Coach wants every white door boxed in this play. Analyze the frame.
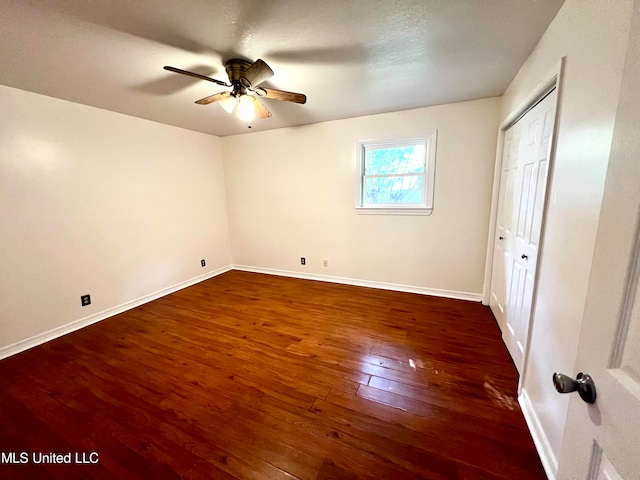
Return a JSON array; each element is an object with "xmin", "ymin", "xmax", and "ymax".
[
  {"xmin": 489, "ymin": 119, "xmax": 520, "ymax": 329},
  {"xmin": 556, "ymin": 5, "xmax": 640, "ymax": 478},
  {"xmin": 490, "ymin": 88, "xmax": 557, "ymax": 372}
]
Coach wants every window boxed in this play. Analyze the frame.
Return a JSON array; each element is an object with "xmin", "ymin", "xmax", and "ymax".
[{"xmin": 356, "ymin": 133, "xmax": 436, "ymax": 215}]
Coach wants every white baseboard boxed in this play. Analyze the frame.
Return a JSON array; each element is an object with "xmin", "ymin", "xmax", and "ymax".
[
  {"xmin": 0, "ymin": 265, "xmax": 481, "ymax": 360},
  {"xmin": 519, "ymin": 388, "xmax": 558, "ymax": 479},
  {"xmin": 0, "ymin": 265, "xmax": 233, "ymax": 360},
  {"xmin": 232, "ymin": 265, "xmax": 483, "ymax": 302}
]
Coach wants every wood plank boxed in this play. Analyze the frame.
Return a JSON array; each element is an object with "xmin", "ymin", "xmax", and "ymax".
[
  {"xmin": 182, "ymin": 460, "xmax": 238, "ymax": 480},
  {"xmin": 0, "ymin": 270, "xmax": 545, "ymax": 479},
  {"xmin": 367, "ymin": 375, "xmax": 522, "ymax": 423},
  {"xmin": 315, "ymin": 461, "xmax": 354, "ymax": 480},
  {"xmin": 320, "ymin": 391, "xmax": 542, "ymax": 479}
]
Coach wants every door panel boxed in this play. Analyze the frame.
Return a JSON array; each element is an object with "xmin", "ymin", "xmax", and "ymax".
[
  {"xmin": 621, "ymin": 296, "xmax": 640, "ymax": 374},
  {"xmin": 492, "ymin": 88, "xmax": 557, "ymax": 372},
  {"xmin": 491, "ymin": 244, "xmax": 507, "ymax": 318},
  {"xmin": 506, "ymin": 259, "xmax": 524, "ymax": 338},
  {"xmin": 490, "ymin": 126, "xmax": 521, "ymax": 329},
  {"xmin": 531, "ymin": 158, "xmax": 548, "ymax": 247},
  {"xmin": 516, "ymin": 162, "xmax": 533, "ymax": 240},
  {"xmin": 558, "ymin": 5, "xmax": 640, "ymax": 476}
]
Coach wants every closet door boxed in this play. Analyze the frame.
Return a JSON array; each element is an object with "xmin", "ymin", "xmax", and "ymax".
[
  {"xmin": 490, "ymin": 88, "xmax": 557, "ymax": 372},
  {"xmin": 489, "ymin": 121, "xmax": 521, "ymax": 330}
]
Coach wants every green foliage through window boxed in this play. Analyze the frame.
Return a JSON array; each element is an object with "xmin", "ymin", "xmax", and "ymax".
[
  {"xmin": 362, "ymin": 143, "xmax": 427, "ymax": 206},
  {"xmin": 365, "ymin": 145, "xmax": 426, "ymax": 175},
  {"xmin": 357, "ymin": 135, "xmax": 436, "ymax": 213}
]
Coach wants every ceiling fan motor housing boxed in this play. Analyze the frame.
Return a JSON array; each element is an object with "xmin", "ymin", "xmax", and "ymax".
[{"xmin": 225, "ymin": 59, "xmax": 252, "ymax": 90}]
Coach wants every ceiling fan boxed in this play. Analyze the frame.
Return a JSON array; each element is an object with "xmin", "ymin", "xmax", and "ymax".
[{"xmin": 164, "ymin": 58, "xmax": 306, "ymax": 121}]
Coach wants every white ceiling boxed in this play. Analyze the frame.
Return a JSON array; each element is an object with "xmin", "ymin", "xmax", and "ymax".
[{"xmin": 0, "ymin": 0, "xmax": 564, "ymax": 137}]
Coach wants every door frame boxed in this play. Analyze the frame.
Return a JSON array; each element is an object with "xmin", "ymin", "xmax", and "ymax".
[{"xmin": 483, "ymin": 58, "xmax": 565, "ymax": 387}]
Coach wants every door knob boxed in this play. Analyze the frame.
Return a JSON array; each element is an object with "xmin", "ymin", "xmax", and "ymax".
[
  {"xmin": 553, "ymin": 372, "xmax": 596, "ymax": 404},
  {"xmin": 521, "ymin": 254, "xmax": 528, "ymax": 260},
  {"xmin": 499, "ymin": 236, "xmax": 504, "ymax": 240}
]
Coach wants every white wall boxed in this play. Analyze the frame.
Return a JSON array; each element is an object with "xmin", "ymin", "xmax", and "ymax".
[
  {"xmin": 500, "ymin": 0, "xmax": 634, "ymax": 474},
  {"xmin": 223, "ymin": 98, "xmax": 501, "ymax": 296},
  {"xmin": 0, "ymin": 85, "xmax": 232, "ymax": 352}
]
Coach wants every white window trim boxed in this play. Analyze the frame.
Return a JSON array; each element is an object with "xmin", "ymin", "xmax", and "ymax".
[{"xmin": 355, "ymin": 132, "xmax": 437, "ymax": 216}]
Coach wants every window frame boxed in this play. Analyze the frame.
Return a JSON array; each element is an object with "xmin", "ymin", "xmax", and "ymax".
[{"xmin": 355, "ymin": 132, "xmax": 437, "ymax": 215}]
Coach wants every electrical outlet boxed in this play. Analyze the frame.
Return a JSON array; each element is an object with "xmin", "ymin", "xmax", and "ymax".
[
  {"xmin": 81, "ymin": 294, "xmax": 91, "ymax": 306},
  {"xmin": 323, "ymin": 260, "xmax": 328, "ymax": 267},
  {"xmin": 300, "ymin": 257, "xmax": 306, "ymax": 265},
  {"xmin": 201, "ymin": 259, "xmax": 206, "ymax": 267}
]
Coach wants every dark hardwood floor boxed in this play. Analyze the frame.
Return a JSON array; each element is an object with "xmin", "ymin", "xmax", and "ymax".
[{"xmin": 0, "ymin": 271, "xmax": 546, "ymax": 479}]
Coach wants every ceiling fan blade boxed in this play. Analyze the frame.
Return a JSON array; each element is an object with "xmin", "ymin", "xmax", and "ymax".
[
  {"xmin": 164, "ymin": 66, "xmax": 230, "ymax": 87},
  {"xmin": 250, "ymin": 96, "xmax": 272, "ymax": 119},
  {"xmin": 262, "ymin": 88, "xmax": 306, "ymax": 104},
  {"xmin": 240, "ymin": 59, "xmax": 274, "ymax": 87},
  {"xmin": 195, "ymin": 92, "xmax": 229, "ymax": 105}
]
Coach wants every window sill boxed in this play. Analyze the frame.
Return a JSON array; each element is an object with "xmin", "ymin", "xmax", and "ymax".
[{"xmin": 355, "ymin": 207, "xmax": 433, "ymax": 216}]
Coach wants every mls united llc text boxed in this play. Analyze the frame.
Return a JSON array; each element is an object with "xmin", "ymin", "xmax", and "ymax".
[{"xmin": 1, "ymin": 451, "xmax": 99, "ymax": 464}]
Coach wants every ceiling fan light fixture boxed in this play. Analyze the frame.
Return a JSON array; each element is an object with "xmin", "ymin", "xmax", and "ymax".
[
  {"xmin": 236, "ymin": 94, "xmax": 256, "ymax": 121},
  {"xmin": 164, "ymin": 59, "xmax": 306, "ymax": 122},
  {"xmin": 219, "ymin": 94, "xmax": 237, "ymax": 113}
]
